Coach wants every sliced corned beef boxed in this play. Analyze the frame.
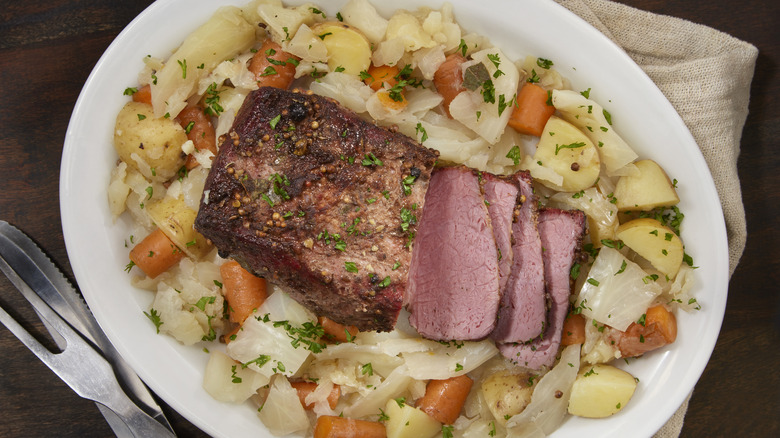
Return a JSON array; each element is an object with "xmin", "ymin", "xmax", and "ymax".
[
  {"xmin": 499, "ymin": 208, "xmax": 586, "ymax": 369},
  {"xmin": 406, "ymin": 166, "xmax": 500, "ymax": 341},
  {"xmin": 482, "ymin": 173, "xmax": 518, "ymax": 292},
  {"xmin": 491, "ymin": 171, "xmax": 547, "ymax": 344}
]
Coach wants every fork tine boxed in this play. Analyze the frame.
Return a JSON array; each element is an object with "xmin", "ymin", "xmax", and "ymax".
[{"xmin": 0, "ymin": 304, "xmax": 57, "ymax": 366}]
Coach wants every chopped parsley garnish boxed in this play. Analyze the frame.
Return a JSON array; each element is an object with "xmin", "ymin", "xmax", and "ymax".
[
  {"xmin": 144, "ymin": 308, "xmax": 163, "ymax": 333},
  {"xmin": 344, "ymin": 261, "xmax": 358, "ymax": 273},
  {"xmin": 260, "ymin": 66, "xmax": 277, "ymax": 77},
  {"xmin": 527, "ymin": 69, "xmax": 540, "ymax": 83},
  {"xmin": 400, "ymin": 207, "xmax": 416, "ymax": 232},
  {"xmin": 361, "ymin": 153, "xmax": 383, "ymax": 167},
  {"xmin": 137, "ymin": 114, "xmax": 146, "ymax": 121},
  {"xmin": 269, "ymin": 173, "xmax": 291, "ymax": 201},
  {"xmin": 402, "ymin": 174, "xmax": 417, "ymax": 196},
  {"xmin": 536, "ymin": 57, "xmax": 554, "ymax": 69},
  {"xmin": 457, "ymin": 39, "xmax": 468, "ymax": 57},
  {"xmin": 194, "ymin": 296, "xmax": 216, "ymax": 311},
  {"xmin": 506, "ymin": 145, "xmax": 521, "ymax": 165},
  {"xmin": 177, "ymin": 59, "xmax": 187, "ymax": 79},
  {"xmin": 415, "ymin": 122, "xmax": 428, "ymax": 143},
  {"xmin": 361, "ymin": 363, "xmax": 373, "ymax": 376},
  {"xmin": 600, "ymin": 239, "xmax": 625, "ymax": 249},
  {"xmin": 230, "ymin": 365, "xmax": 242, "ymax": 383},
  {"xmin": 554, "ymin": 141, "xmax": 586, "ymax": 155},
  {"xmin": 123, "ymin": 87, "xmax": 138, "ymax": 96},
  {"xmin": 203, "ymin": 82, "xmax": 223, "ymax": 116},
  {"xmin": 570, "ymin": 262, "xmax": 581, "ymax": 280},
  {"xmin": 269, "ymin": 114, "xmax": 282, "ymax": 129},
  {"xmin": 580, "ymin": 88, "xmax": 591, "ymax": 98},
  {"xmin": 603, "ymin": 109, "xmax": 613, "ymax": 125},
  {"xmin": 270, "ymin": 318, "xmax": 327, "ymax": 353}
]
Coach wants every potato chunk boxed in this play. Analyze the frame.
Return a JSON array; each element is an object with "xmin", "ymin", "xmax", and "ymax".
[
  {"xmin": 311, "ymin": 22, "xmax": 371, "ymax": 75},
  {"xmin": 147, "ymin": 196, "xmax": 211, "ymax": 259},
  {"xmin": 616, "ymin": 218, "xmax": 684, "ymax": 278},
  {"xmin": 480, "ymin": 370, "xmax": 534, "ymax": 425},
  {"xmin": 384, "ymin": 399, "xmax": 441, "ymax": 438},
  {"xmin": 114, "ymin": 101, "xmax": 187, "ymax": 182},
  {"xmin": 533, "ymin": 116, "xmax": 600, "ymax": 192},
  {"xmin": 614, "ymin": 159, "xmax": 679, "ymax": 211},
  {"xmin": 568, "ymin": 364, "xmax": 637, "ymax": 418}
]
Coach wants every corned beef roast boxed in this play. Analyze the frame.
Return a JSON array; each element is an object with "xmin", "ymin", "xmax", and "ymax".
[
  {"xmin": 406, "ymin": 166, "xmax": 501, "ymax": 341},
  {"xmin": 482, "ymin": 173, "xmax": 519, "ymax": 293},
  {"xmin": 195, "ymin": 87, "xmax": 438, "ymax": 331},
  {"xmin": 499, "ymin": 208, "xmax": 586, "ymax": 369},
  {"xmin": 490, "ymin": 172, "xmax": 547, "ymax": 344}
]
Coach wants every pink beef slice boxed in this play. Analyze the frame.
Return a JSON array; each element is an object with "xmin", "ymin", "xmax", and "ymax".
[
  {"xmin": 195, "ymin": 87, "xmax": 438, "ymax": 332},
  {"xmin": 491, "ymin": 171, "xmax": 547, "ymax": 344},
  {"xmin": 406, "ymin": 166, "xmax": 501, "ymax": 341},
  {"xmin": 498, "ymin": 208, "xmax": 586, "ymax": 369},
  {"xmin": 482, "ymin": 173, "xmax": 519, "ymax": 292}
]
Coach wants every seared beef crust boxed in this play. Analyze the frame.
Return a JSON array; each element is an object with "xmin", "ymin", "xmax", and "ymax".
[{"xmin": 195, "ymin": 87, "xmax": 438, "ymax": 331}]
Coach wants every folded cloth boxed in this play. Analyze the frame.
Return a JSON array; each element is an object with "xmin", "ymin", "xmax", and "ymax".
[{"xmin": 553, "ymin": 0, "xmax": 758, "ymax": 436}]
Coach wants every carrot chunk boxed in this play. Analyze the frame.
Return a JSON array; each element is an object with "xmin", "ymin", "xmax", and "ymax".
[
  {"xmin": 416, "ymin": 374, "xmax": 473, "ymax": 424},
  {"xmin": 645, "ymin": 304, "xmax": 677, "ymax": 344},
  {"xmin": 433, "ymin": 53, "xmax": 467, "ymax": 117},
  {"xmin": 177, "ymin": 104, "xmax": 217, "ymax": 170},
  {"xmin": 291, "ymin": 381, "xmax": 340, "ymax": 410},
  {"xmin": 507, "ymin": 83, "xmax": 556, "ymax": 137},
  {"xmin": 319, "ymin": 316, "xmax": 359, "ymax": 344},
  {"xmin": 249, "ymin": 40, "xmax": 299, "ymax": 89},
  {"xmin": 313, "ymin": 415, "xmax": 386, "ymax": 438},
  {"xmin": 363, "ymin": 64, "xmax": 400, "ymax": 91},
  {"xmin": 561, "ymin": 312, "xmax": 586, "ymax": 346},
  {"xmin": 612, "ymin": 305, "xmax": 677, "ymax": 357},
  {"xmin": 132, "ymin": 84, "xmax": 152, "ymax": 105},
  {"xmin": 219, "ymin": 260, "xmax": 267, "ymax": 324},
  {"xmin": 128, "ymin": 228, "xmax": 184, "ymax": 279}
]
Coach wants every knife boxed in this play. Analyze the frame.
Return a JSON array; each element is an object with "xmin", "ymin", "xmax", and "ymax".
[{"xmin": 0, "ymin": 220, "xmax": 176, "ymax": 437}]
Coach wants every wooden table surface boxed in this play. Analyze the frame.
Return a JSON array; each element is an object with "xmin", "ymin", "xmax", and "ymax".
[{"xmin": 1, "ymin": 1, "xmax": 777, "ymax": 437}]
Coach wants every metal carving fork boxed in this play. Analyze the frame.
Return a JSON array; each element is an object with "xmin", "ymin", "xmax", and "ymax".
[{"xmin": 0, "ymin": 256, "xmax": 175, "ymax": 437}]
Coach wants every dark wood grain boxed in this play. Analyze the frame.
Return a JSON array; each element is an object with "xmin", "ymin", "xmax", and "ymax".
[{"xmin": 0, "ymin": 1, "xmax": 777, "ymax": 437}]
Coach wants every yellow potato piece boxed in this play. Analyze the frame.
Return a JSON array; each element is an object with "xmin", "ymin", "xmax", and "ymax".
[
  {"xmin": 384, "ymin": 399, "xmax": 441, "ymax": 438},
  {"xmin": 614, "ymin": 159, "xmax": 679, "ymax": 211},
  {"xmin": 568, "ymin": 364, "xmax": 637, "ymax": 418},
  {"xmin": 616, "ymin": 218, "xmax": 684, "ymax": 278},
  {"xmin": 480, "ymin": 370, "xmax": 534, "ymax": 425},
  {"xmin": 147, "ymin": 196, "xmax": 211, "ymax": 259},
  {"xmin": 534, "ymin": 116, "xmax": 600, "ymax": 192},
  {"xmin": 114, "ymin": 101, "xmax": 187, "ymax": 182},
  {"xmin": 311, "ymin": 22, "xmax": 371, "ymax": 76}
]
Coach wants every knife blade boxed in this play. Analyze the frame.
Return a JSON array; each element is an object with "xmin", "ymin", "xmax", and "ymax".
[{"xmin": 0, "ymin": 220, "xmax": 176, "ymax": 436}]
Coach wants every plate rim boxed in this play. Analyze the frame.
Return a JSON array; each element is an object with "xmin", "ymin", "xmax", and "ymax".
[{"xmin": 59, "ymin": 0, "xmax": 730, "ymax": 436}]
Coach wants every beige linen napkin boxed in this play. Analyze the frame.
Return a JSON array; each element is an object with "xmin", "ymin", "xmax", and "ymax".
[{"xmin": 553, "ymin": 0, "xmax": 758, "ymax": 436}]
